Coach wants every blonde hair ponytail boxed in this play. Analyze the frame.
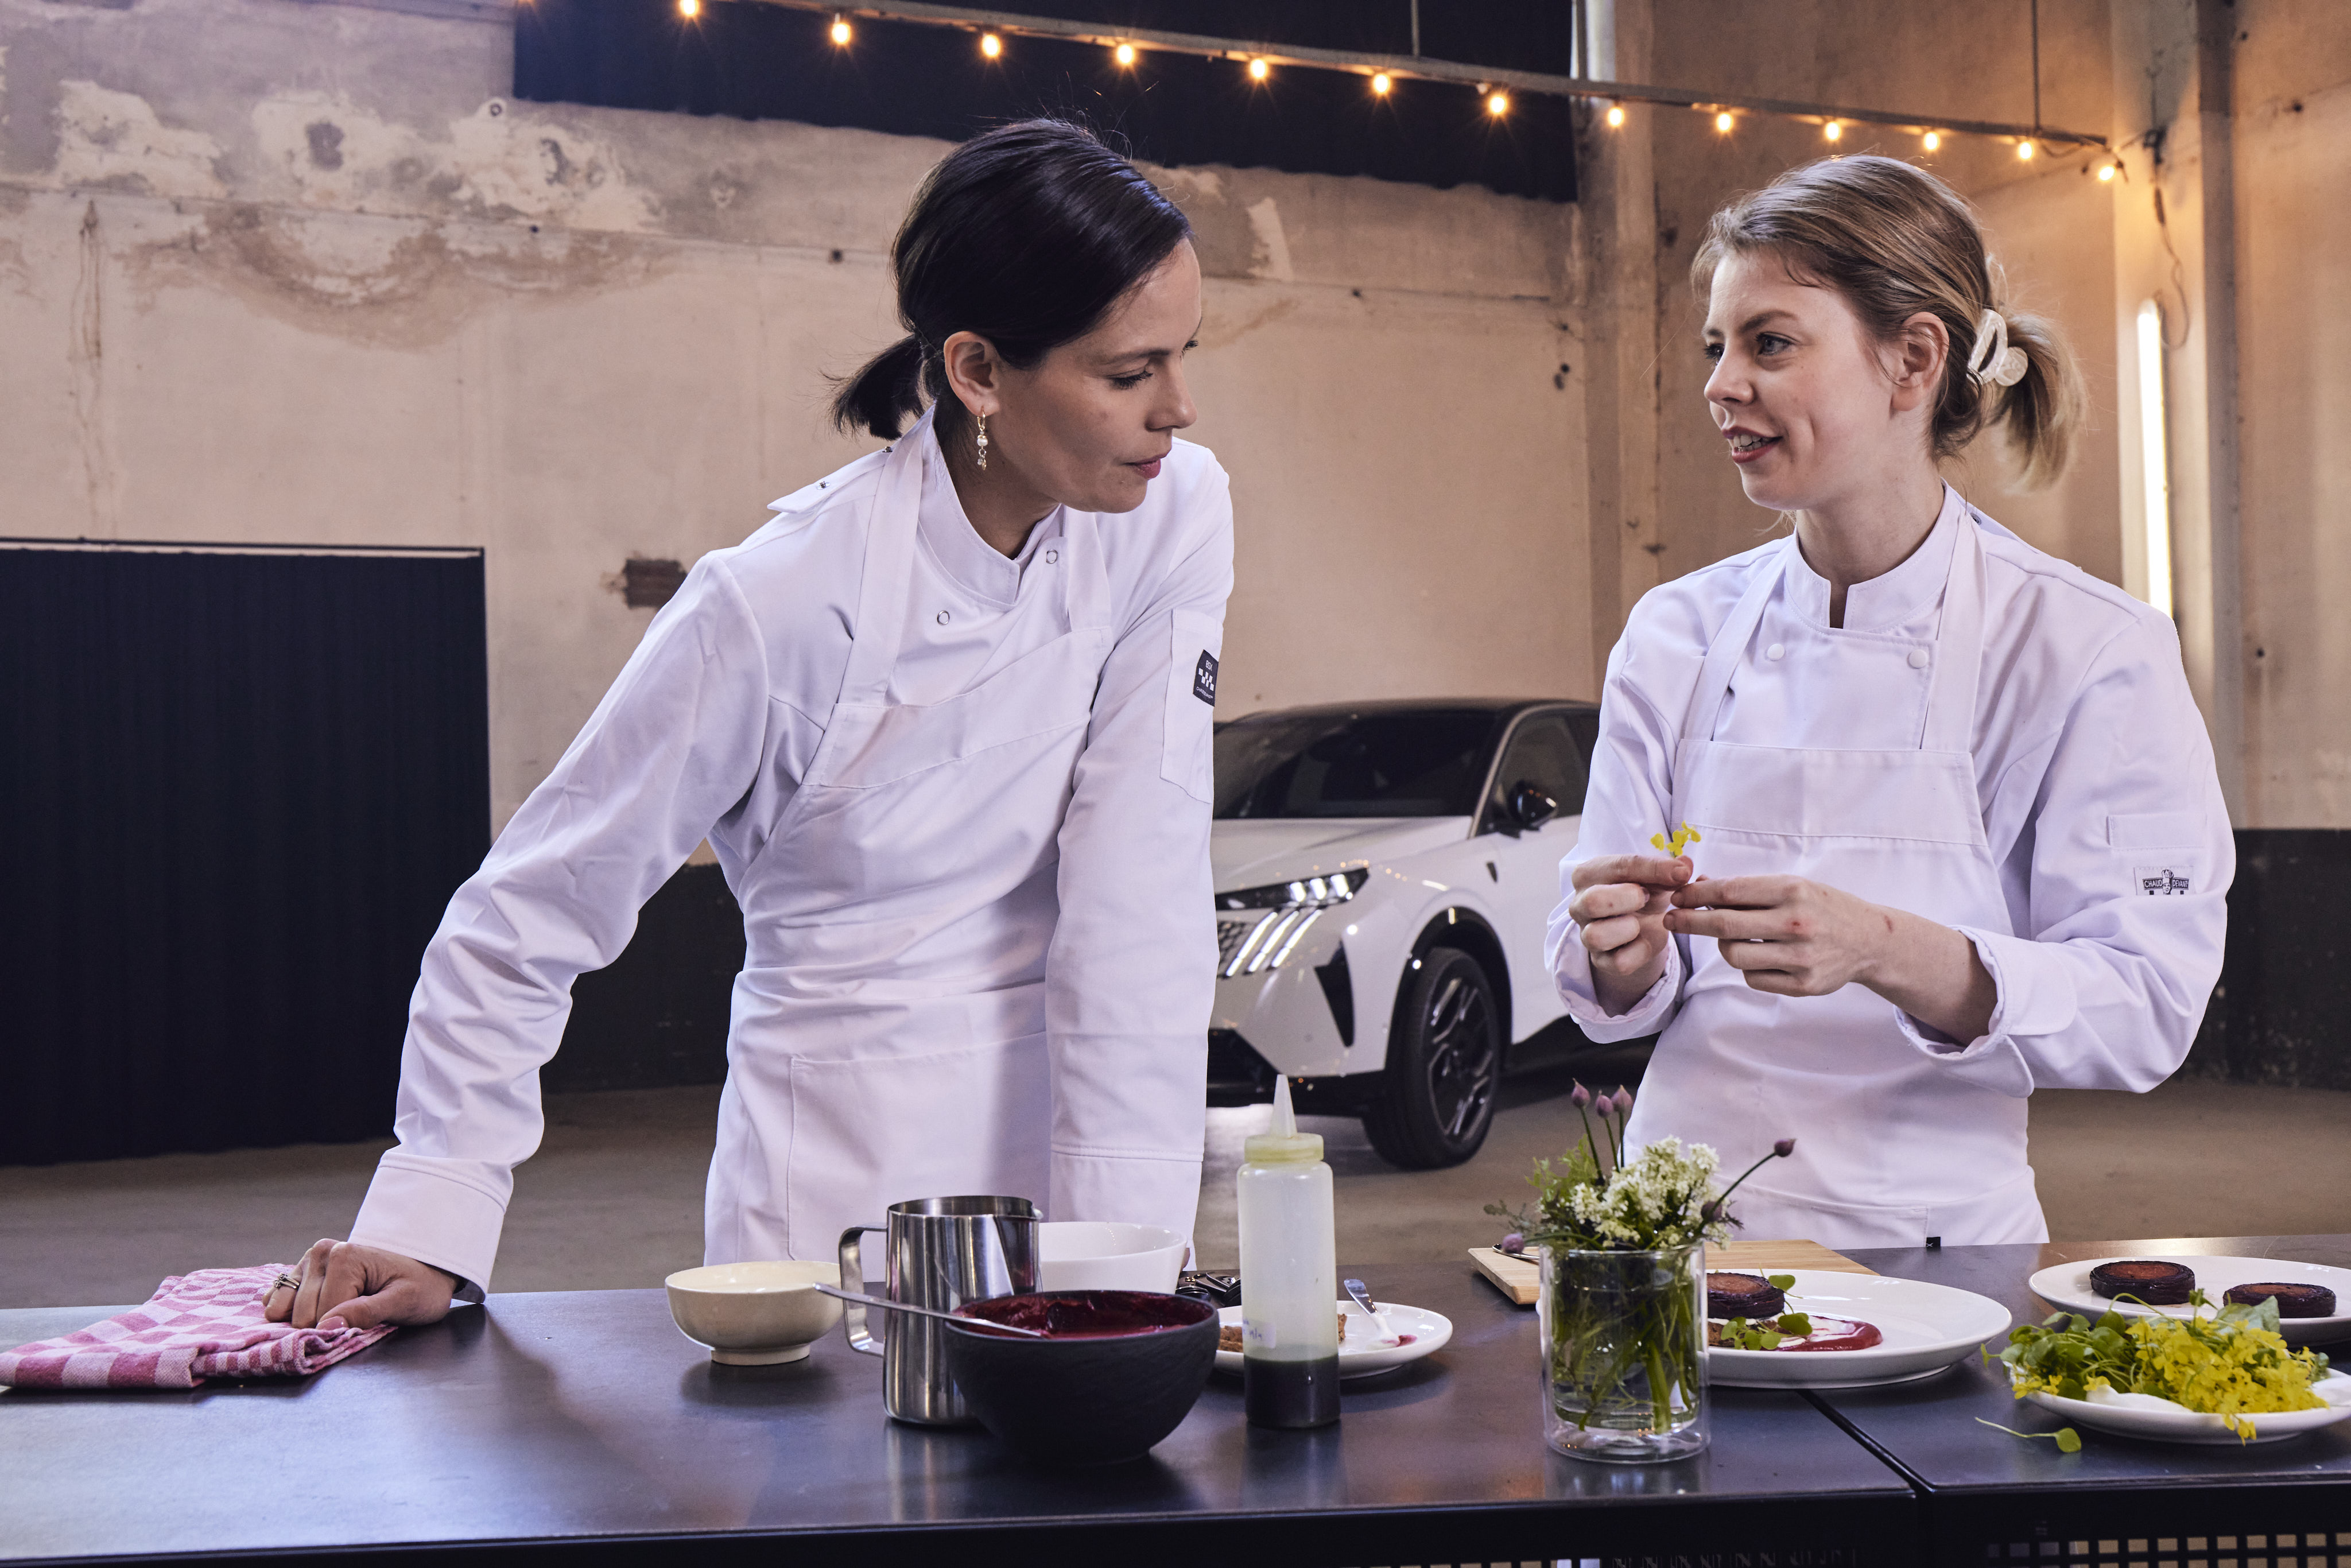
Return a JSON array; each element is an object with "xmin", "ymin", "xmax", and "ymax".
[{"xmin": 1691, "ymin": 156, "xmax": 2086, "ymax": 488}]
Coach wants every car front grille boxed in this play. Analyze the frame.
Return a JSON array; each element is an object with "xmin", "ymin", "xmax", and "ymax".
[{"xmin": 1216, "ymin": 918, "xmax": 1254, "ymax": 971}]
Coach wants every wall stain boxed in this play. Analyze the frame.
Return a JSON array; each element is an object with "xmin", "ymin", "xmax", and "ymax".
[
  {"xmin": 305, "ymin": 122, "xmax": 346, "ymax": 171},
  {"xmin": 1198, "ymin": 296, "xmax": 1299, "ymax": 350},
  {"xmin": 115, "ymin": 201, "xmax": 673, "ymax": 351}
]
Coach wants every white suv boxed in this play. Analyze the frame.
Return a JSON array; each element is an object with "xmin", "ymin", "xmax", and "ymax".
[{"xmin": 1206, "ymin": 699, "xmax": 1600, "ymax": 1169}]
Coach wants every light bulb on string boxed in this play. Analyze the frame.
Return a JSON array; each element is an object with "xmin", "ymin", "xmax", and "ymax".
[
  {"xmin": 1248, "ymin": 57, "xmax": 1270, "ymax": 81},
  {"xmin": 829, "ymin": 14, "xmax": 851, "ymax": 45},
  {"xmin": 1114, "ymin": 42, "xmax": 1136, "ymax": 66},
  {"xmin": 1370, "ymin": 71, "xmax": 1392, "ymax": 96},
  {"xmin": 677, "ymin": 0, "xmax": 699, "ymax": 17},
  {"xmin": 1487, "ymin": 91, "xmax": 1510, "ymax": 117},
  {"xmin": 1605, "ymin": 103, "xmax": 1625, "ymax": 128},
  {"xmin": 1921, "ymin": 130, "xmax": 1941, "ymax": 152},
  {"xmin": 2016, "ymin": 139, "xmax": 2035, "ymax": 161},
  {"xmin": 2097, "ymin": 161, "xmax": 2118, "ymax": 182},
  {"xmin": 1715, "ymin": 111, "xmax": 1735, "ymax": 134},
  {"xmin": 1823, "ymin": 121, "xmax": 1842, "ymax": 143},
  {"xmin": 979, "ymin": 32, "xmax": 1001, "ymax": 59}
]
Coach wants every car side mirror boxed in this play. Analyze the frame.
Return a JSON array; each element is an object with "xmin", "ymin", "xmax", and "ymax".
[{"xmin": 1507, "ymin": 780, "xmax": 1558, "ymax": 833}]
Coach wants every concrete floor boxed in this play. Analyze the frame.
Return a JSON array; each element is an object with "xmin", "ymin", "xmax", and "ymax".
[{"xmin": 4, "ymin": 1070, "xmax": 2348, "ymax": 1309}]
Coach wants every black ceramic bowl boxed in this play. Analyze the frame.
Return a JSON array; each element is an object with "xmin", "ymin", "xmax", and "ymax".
[{"xmin": 944, "ymin": 1290, "xmax": 1219, "ymax": 1466}]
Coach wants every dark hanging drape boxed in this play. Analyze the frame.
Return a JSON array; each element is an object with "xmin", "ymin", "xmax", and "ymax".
[{"xmin": 0, "ymin": 546, "xmax": 488, "ymax": 1165}]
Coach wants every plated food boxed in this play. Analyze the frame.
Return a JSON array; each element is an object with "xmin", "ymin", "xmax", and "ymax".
[
  {"xmin": 1999, "ymin": 1290, "xmax": 2349, "ymax": 1446},
  {"xmin": 2029, "ymin": 1255, "xmax": 2351, "ymax": 1349},
  {"xmin": 1705, "ymin": 1269, "xmax": 2009, "ymax": 1390},
  {"xmin": 2089, "ymin": 1259, "xmax": 2196, "ymax": 1305},
  {"xmin": 1212, "ymin": 1301, "xmax": 1452, "ymax": 1380}
]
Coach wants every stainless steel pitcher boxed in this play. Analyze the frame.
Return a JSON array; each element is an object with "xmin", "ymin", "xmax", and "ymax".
[{"xmin": 838, "ymin": 1195, "xmax": 1040, "ymax": 1426}]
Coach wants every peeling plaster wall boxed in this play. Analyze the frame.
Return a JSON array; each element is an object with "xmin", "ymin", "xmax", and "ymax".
[{"xmin": 0, "ymin": 0, "xmax": 1589, "ymax": 832}]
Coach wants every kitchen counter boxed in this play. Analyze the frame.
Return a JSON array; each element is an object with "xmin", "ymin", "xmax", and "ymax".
[
  {"xmin": 1833, "ymin": 1236, "xmax": 2351, "ymax": 1566},
  {"xmin": 0, "ymin": 1259, "xmax": 1910, "ymax": 1566}
]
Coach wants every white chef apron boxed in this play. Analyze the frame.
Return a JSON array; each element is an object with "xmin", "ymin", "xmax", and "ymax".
[
  {"xmin": 703, "ymin": 410, "xmax": 1115, "ymax": 1262},
  {"xmin": 1624, "ymin": 510, "xmax": 2048, "ymax": 1249}
]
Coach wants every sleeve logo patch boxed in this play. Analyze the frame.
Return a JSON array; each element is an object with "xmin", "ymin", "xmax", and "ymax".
[
  {"xmin": 1193, "ymin": 649, "xmax": 1219, "ymax": 705},
  {"xmin": 2135, "ymin": 864, "xmax": 2193, "ymax": 896}
]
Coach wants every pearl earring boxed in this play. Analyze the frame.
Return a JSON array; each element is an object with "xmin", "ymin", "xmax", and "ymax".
[{"xmin": 975, "ymin": 413, "xmax": 989, "ymax": 471}]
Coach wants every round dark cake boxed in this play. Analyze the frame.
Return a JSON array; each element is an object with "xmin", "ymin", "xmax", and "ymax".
[
  {"xmin": 2089, "ymin": 1259, "xmax": 2196, "ymax": 1305},
  {"xmin": 1706, "ymin": 1271, "xmax": 1786, "ymax": 1320},
  {"xmin": 2223, "ymin": 1282, "xmax": 2338, "ymax": 1318}
]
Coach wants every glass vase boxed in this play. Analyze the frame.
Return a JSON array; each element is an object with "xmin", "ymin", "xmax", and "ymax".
[{"xmin": 1538, "ymin": 1242, "xmax": 1708, "ymax": 1462}]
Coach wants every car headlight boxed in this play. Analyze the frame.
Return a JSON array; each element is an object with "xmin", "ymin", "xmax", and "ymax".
[{"xmin": 1213, "ymin": 868, "xmax": 1368, "ymax": 979}]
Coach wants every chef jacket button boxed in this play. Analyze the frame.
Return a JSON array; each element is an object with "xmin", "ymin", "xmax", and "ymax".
[
  {"xmin": 1907, "ymin": 648, "xmax": 1930, "ymax": 668},
  {"xmin": 1044, "ymin": 548, "xmax": 1059, "ymax": 564},
  {"xmin": 936, "ymin": 610, "xmax": 951, "ymax": 625},
  {"xmin": 1766, "ymin": 642, "xmax": 1785, "ymax": 661}
]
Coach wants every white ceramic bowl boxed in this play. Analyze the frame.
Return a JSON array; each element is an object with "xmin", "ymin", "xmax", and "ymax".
[
  {"xmin": 1037, "ymin": 1222, "xmax": 1188, "ymax": 1293},
  {"xmin": 665, "ymin": 1260, "xmax": 843, "ymax": 1365}
]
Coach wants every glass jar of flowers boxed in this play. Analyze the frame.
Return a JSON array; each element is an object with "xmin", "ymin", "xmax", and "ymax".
[{"xmin": 1488, "ymin": 1084, "xmax": 1793, "ymax": 1462}]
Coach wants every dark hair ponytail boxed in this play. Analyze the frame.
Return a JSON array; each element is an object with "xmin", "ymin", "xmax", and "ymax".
[{"xmin": 832, "ymin": 119, "xmax": 1193, "ymax": 444}]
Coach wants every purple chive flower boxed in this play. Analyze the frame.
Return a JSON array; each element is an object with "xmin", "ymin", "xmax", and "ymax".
[
  {"xmin": 1501, "ymin": 1232, "xmax": 1526, "ymax": 1255},
  {"xmin": 1612, "ymin": 1088, "xmax": 1635, "ymax": 1116},
  {"xmin": 1570, "ymin": 1081, "xmax": 1592, "ymax": 1109},
  {"xmin": 1774, "ymin": 1138, "xmax": 1797, "ymax": 1158}
]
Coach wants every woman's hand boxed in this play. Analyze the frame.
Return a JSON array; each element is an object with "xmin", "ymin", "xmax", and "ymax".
[
  {"xmin": 1567, "ymin": 853, "xmax": 1693, "ymax": 1015},
  {"xmin": 262, "ymin": 1238, "xmax": 459, "ymax": 1332},
  {"xmin": 1664, "ymin": 875, "xmax": 1996, "ymax": 1043}
]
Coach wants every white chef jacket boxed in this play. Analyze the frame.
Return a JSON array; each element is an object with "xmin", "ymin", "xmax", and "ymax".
[
  {"xmin": 1547, "ymin": 489, "xmax": 2230, "ymax": 1224},
  {"xmin": 351, "ymin": 423, "xmax": 1233, "ymax": 1295}
]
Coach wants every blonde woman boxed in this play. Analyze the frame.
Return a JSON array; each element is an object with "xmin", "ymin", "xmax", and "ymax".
[{"xmin": 1550, "ymin": 156, "xmax": 2229, "ymax": 1249}]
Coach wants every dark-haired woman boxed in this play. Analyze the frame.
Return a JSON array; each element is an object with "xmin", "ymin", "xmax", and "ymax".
[
  {"xmin": 269, "ymin": 121, "xmax": 1228, "ymax": 1332},
  {"xmin": 1550, "ymin": 157, "xmax": 2229, "ymax": 1249}
]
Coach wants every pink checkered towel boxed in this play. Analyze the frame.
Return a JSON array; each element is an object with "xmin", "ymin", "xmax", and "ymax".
[{"xmin": 0, "ymin": 1264, "xmax": 394, "ymax": 1390}]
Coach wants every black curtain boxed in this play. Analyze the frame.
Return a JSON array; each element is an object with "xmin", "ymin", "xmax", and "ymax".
[
  {"xmin": 0, "ymin": 548, "xmax": 489, "ymax": 1164},
  {"xmin": 516, "ymin": 0, "xmax": 1577, "ymax": 202}
]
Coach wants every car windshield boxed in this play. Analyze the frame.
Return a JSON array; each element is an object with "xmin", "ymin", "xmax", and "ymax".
[{"xmin": 1213, "ymin": 709, "xmax": 1507, "ymax": 819}]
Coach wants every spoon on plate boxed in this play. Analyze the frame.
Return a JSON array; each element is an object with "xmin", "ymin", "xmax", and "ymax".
[{"xmin": 812, "ymin": 1283, "xmax": 1049, "ymax": 1337}]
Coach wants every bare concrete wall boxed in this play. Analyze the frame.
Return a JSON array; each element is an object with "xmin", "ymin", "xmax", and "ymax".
[{"xmin": 0, "ymin": 0, "xmax": 1590, "ymax": 832}]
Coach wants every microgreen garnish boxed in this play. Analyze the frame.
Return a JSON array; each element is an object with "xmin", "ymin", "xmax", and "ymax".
[
  {"xmin": 1717, "ymin": 1312, "xmax": 1814, "ymax": 1350},
  {"xmin": 1977, "ymin": 1418, "xmax": 2082, "ymax": 1453}
]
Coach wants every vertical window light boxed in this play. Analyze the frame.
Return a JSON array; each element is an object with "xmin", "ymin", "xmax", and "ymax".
[{"xmin": 2136, "ymin": 299, "xmax": 2173, "ymax": 618}]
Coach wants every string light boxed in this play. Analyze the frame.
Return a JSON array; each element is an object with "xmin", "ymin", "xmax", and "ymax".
[
  {"xmin": 1823, "ymin": 121, "xmax": 1842, "ymax": 143},
  {"xmin": 1605, "ymin": 103, "xmax": 1625, "ymax": 128},
  {"xmin": 979, "ymin": 32, "xmax": 1001, "ymax": 59},
  {"xmin": 1922, "ymin": 130, "xmax": 1941, "ymax": 151},
  {"xmin": 677, "ymin": 0, "xmax": 698, "ymax": 17},
  {"xmin": 829, "ymin": 14, "xmax": 850, "ymax": 45},
  {"xmin": 2016, "ymin": 139, "xmax": 2035, "ymax": 161},
  {"xmin": 1715, "ymin": 111, "xmax": 1735, "ymax": 133},
  {"xmin": 2097, "ymin": 161, "xmax": 2117, "ymax": 181},
  {"xmin": 1371, "ymin": 71, "xmax": 1392, "ymax": 96},
  {"xmin": 1248, "ymin": 57, "xmax": 1270, "ymax": 81},
  {"xmin": 1487, "ymin": 91, "xmax": 1510, "ymax": 117},
  {"xmin": 1113, "ymin": 42, "xmax": 1135, "ymax": 66}
]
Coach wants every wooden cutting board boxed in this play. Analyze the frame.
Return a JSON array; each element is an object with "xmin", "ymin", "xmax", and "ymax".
[{"xmin": 1468, "ymin": 1239, "xmax": 1877, "ymax": 1307}]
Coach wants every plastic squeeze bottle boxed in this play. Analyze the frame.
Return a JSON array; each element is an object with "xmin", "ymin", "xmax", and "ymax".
[{"xmin": 1236, "ymin": 1076, "xmax": 1339, "ymax": 1429}]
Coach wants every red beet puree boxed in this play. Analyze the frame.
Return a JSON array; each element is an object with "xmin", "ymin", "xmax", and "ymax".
[
  {"xmin": 1781, "ymin": 1315, "xmax": 1882, "ymax": 1352},
  {"xmin": 956, "ymin": 1290, "xmax": 1213, "ymax": 1340}
]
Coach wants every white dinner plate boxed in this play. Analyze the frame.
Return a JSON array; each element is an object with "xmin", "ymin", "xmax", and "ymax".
[
  {"xmin": 2027, "ymin": 1256, "xmax": 2351, "ymax": 1349},
  {"xmin": 2022, "ymin": 1370, "xmax": 2351, "ymax": 1446},
  {"xmin": 1213, "ymin": 1301, "xmax": 1452, "ymax": 1380},
  {"xmin": 1706, "ymin": 1270, "xmax": 2012, "ymax": 1390}
]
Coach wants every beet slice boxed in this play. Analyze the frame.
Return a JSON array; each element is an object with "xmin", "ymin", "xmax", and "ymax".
[
  {"xmin": 1706, "ymin": 1271, "xmax": 1786, "ymax": 1319},
  {"xmin": 2089, "ymin": 1259, "xmax": 2196, "ymax": 1305},
  {"xmin": 2224, "ymin": 1282, "xmax": 2338, "ymax": 1318}
]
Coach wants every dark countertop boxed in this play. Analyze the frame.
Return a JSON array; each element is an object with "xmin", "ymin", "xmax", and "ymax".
[
  {"xmin": 0, "ymin": 1260, "xmax": 1910, "ymax": 1567},
  {"xmin": 1833, "ymin": 1236, "xmax": 2351, "ymax": 1550}
]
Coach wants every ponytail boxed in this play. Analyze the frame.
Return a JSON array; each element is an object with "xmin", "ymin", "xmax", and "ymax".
[
  {"xmin": 1985, "ymin": 305, "xmax": 2083, "ymax": 488},
  {"xmin": 831, "ymin": 333, "xmax": 930, "ymax": 443}
]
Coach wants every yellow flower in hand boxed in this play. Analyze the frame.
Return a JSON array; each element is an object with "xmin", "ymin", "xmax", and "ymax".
[{"xmin": 1650, "ymin": 822, "xmax": 1702, "ymax": 859}]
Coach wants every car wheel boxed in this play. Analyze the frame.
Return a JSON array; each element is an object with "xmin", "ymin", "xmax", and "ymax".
[{"xmin": 1362, "ymin": 947, "xmax": 1501, "ymax": 1169}]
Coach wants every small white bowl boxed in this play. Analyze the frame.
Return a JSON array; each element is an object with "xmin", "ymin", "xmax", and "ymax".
[
  {"xmin": 1037, "ymin": 1222, "xmax": 1188, "ymax": 1293},
  {"xmin": 665, "ymin": 1260, "xmax": 843, "ymax": 1365}
]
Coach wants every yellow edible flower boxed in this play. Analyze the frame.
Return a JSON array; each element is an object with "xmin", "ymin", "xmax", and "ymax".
[
  {"xmin": 1650, "ymin": 822, "xmax": 1702, "ymax": 859},
  {"xmin": 2121, "ymin": 1312, "xmax": 2328, "ymax": 1440}
]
